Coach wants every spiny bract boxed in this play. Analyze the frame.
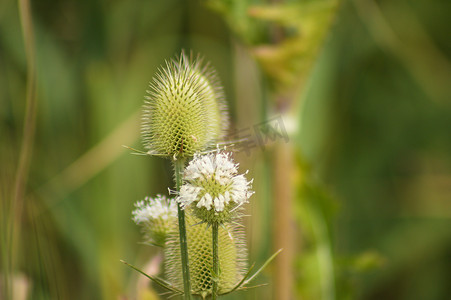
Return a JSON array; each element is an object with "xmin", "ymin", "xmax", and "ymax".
[
  {"xmin": 142, "ymin": 52, "xmax": 228, "ymax": 159},
  {"xmin": 164, "ymin": 215, "xmax": 247, "ymax": 298}
]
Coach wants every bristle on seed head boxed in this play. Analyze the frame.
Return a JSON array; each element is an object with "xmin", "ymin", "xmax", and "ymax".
[{"xmin": 141, "ymin": 51, "xmax": 229, "ymax": 159}]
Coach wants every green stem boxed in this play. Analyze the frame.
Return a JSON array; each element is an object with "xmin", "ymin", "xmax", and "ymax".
[
  {"xmin": 174, "ymin": 158, "xmax": 192, "ymax": 300},
  {"xmin": 212, "ymin": 222, "xmax": 219, "ymax": 299}
]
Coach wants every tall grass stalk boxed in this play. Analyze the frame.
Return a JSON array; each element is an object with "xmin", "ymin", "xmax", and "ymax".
[{"xmin": 6, "ymin": 0, "xmax": 37, "ymax": 298}]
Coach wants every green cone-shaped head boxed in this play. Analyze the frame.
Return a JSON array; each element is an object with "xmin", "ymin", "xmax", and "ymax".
[
  {"xmin": 164, "ymin": 215, "xmax": 247, "ymax": 297},
  {"xmin": 142, "ymin": 52, "xmax": 228, "ymax": 159}
]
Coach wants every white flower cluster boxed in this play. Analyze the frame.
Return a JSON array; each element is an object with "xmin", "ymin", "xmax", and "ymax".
[
  {"xmin": 178, "ymin": 152, "xmax": 254, "ymax": 212},
  {"xmin": 132, "ymin": 195, "xmax": 177, "ymax": 224}
]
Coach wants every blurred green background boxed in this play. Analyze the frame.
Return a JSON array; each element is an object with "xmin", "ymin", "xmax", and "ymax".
[{"xmin": 1, "ymin": 0, "xmax": 451, "ymax": 299}]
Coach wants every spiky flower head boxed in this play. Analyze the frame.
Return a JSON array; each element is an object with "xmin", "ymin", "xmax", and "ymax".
[
  {"xmin": 165, "ymin": 215, "xmax": 247, "ymax": 297},
  {"xmin": 132, "ymin": 195, "xmax": 177, "ymax": 247},
  {"xmin": 142, "ymin": 52, "xmax": 228, "ymax": 159},
  {"xmin": 178, "ymin": 152, "xmax": 254, "ymax": 225}
]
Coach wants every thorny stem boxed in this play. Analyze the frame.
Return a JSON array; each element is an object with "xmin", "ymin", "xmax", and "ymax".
[
  {"xmin": 174, "ymin": 158, "xmax": 192, "ymax": 300},
  {"xmin": 212, "ymin": 222, "xmax": 219, "ymax": 299}
]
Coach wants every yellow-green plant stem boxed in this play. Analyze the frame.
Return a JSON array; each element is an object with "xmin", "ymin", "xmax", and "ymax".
[
  {"xmin": 212, "ymin": 222, "xmax": 219, "ymax": 299},
  {"xmin": 6, "ymin": 0, "xmax": 37, "ymax": 298},
  {"xmin": 174, "ymin": 158, "xmax": 192, "ymax": 300}
]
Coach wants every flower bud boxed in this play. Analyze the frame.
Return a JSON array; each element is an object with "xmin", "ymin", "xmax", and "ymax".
[
  {"xmin": 132, "ymin": 195, "xmax": 177, "ymax": 247},
  {"xmin": 141, "ymin": 52, "xmax": 228, "ymax": 159}
]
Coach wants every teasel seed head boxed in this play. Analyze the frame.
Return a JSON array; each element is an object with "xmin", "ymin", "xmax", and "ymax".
[
  {"xmin": 177, "ymin": 152, "xmax": 254, "ymax": 225},
  {"xmin": 164, "ymin": 215, "xmax": 247, "ymax": 297},
  {"xmin": 132, "ymin": 195, "xmax": 177, "ymax": 247},
  {"xmin": 142, "ymin": 52, "xmax": 228, "ymax": 159}
]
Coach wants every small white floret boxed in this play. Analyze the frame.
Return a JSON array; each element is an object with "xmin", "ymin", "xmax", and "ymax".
[
  {"xmin": 132, "ymin": 194, "xmax": 177, "ymax": 224},
  {"xmin": 177, "ymin": 152, "xmax": 254, "ymax": 213}
]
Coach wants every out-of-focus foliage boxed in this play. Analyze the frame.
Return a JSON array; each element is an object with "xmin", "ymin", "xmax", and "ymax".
[
  {"xmin": 299, "ymin": 1, "xmax": 451, "ymax": 299},
  {"xmin": 1, "ymin": 0, "xmax": 451, "ymax": 299},
  {"xmin": 209, "ymin": 0, "xmax": 338, "ymax": 94},
  {"xmin": 249, "ymin": 1, "xmax": 337, "ymax": 93}
]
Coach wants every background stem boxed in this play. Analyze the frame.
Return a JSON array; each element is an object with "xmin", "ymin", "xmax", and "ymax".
[
  {"xmin": 212, "ymin": 222, "xmax": 219, "ymax": 299},
  {"xmin": 5, "ymin": 0, "xmax": 37, "ymax": 298},
  {"xmin": 174, "ymin": 159, "xmax": 192, "ymax": 300},
  {"xmin": 273, "ymin": 141, "xmax": 294, "ymax": 300}
]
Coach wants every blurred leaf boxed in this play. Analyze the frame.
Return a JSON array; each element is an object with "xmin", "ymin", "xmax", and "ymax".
[{"xmin": 250, "ymin": 0, "xmax": 338, "ymax": 93}]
